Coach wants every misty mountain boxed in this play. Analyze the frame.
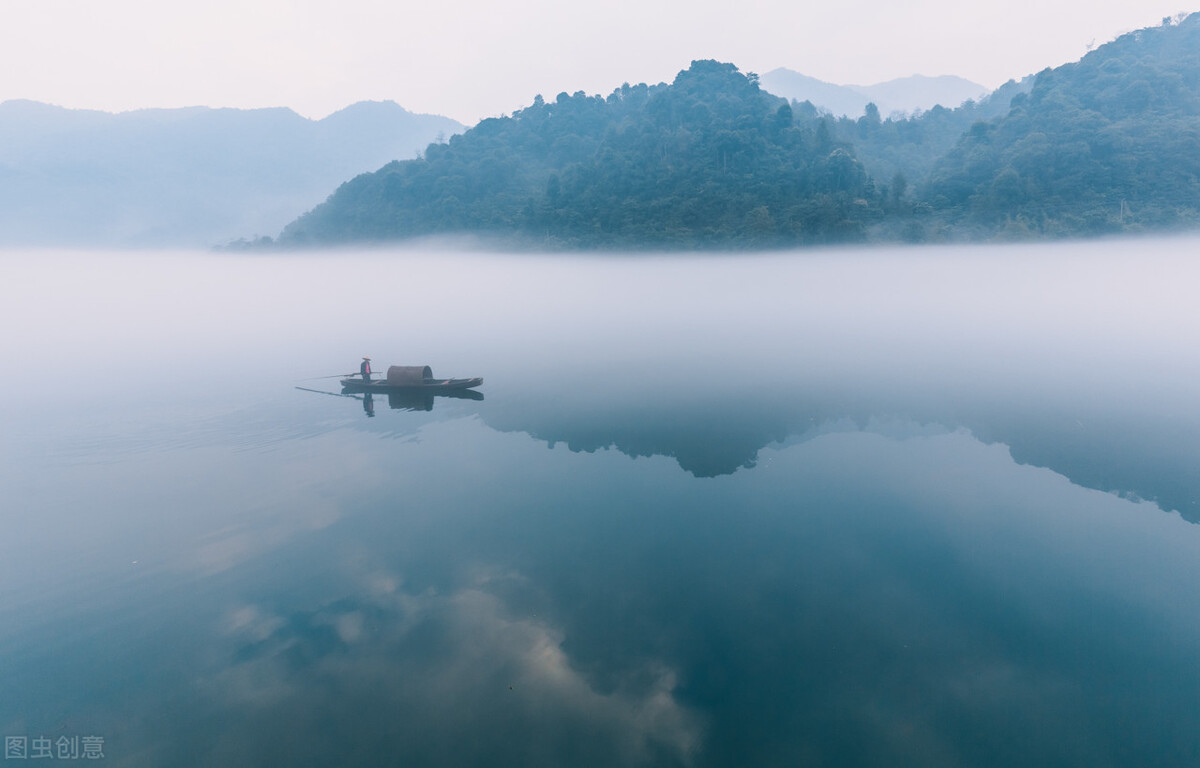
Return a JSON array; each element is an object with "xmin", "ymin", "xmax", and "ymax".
[
  {"xmin": 758, "ymin": 70, "xmax": 873, "ymax": 117},
  {"xmin": 280, "ymin": 61, "xmax": 882, "ymax": 248},
  {"xmin": 856, "ymin": 75, "xmax": 991, "ymax": 115},
  {"xmin": 760, "ymin": 69, "xmax": 987, "ymax": 117},
  {"xmin": 281, "ymin": 13, "xmax": 1200, "ymax": 249},
  {"xmin": 825, "ymin": 77, "xmax": 1034, "ymax": 192},
  {"xmin": 758, "ymin": 68, "xmax": 1030, "ymax": 192},
  {"xmin": 0, "ymin": 100, "xmax": 463, "ymax": 248},
  {"xmin": 926, "ymin": 13, "xmax": 1200, "ymax": 237}
]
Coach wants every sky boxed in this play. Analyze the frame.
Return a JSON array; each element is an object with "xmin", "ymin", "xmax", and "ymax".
[{"xmin": 0, "ymin": 1, "xmax": 1192, "ymax": 124}]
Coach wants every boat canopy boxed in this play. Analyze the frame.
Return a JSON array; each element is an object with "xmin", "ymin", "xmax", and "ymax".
[{"xmin": 387, "ymin": 365, "xmax": 433, "ymax": 386}]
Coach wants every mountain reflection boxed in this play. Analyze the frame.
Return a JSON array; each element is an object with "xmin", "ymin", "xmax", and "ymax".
[
  {"xmin": 303, "ymin": 376, "xmax": 1197, "ymax": 522},
  {"xmin": 479, "ymin": 388, "xmax": 1200, "ymax": 522}
]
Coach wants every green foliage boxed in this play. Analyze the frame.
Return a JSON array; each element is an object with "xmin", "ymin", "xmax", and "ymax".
[
  {"xmin": 280, "ymin": 61, "xmax": 881, "ymax": 248},
  {"xmin": 926, "ymin": 13, "xmax": 1200, "ymax": 235},
  {"xmin": 825, "ymin": 77, "xmax": 1033, "ymax": 190},
  {"xmin": 279, "ymin": 15, "xmax": 1200, "ymax": 249}
]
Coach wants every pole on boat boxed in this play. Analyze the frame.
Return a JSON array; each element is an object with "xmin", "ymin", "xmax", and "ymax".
[
  {"xmin": 294, "ymin": 386, "xmax": 363, "ymax": 400},
  {"xmin": 297, "ymin": 373, "xmax": 363, "ymax": 381}
]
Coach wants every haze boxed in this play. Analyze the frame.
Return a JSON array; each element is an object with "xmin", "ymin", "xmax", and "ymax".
[{"xmin": 0, "ymin": 0, "xmax": 1189, "ymax": 124}]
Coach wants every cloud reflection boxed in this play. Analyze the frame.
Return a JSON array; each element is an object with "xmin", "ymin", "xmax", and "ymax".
[{"xmin": 206, "ymin": 574, "xmax": 700, "ymax": 767}]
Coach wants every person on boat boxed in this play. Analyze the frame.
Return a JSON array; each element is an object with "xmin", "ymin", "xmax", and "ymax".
[{"xmin": 360, "ymin": 356, "xmax": 372, "ymax": 382}]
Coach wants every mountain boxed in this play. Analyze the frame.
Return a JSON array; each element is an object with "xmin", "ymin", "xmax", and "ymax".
[
  {"xmin": 280, "ymin": 14, "xmax": 1200, "ymax": 249},
  {"xmin": 926, "ymin": 13, "xmax": 1200, "ymax": 236},
  {"xmin": 826, "ymin": 77, "xmax": 1034, "ymax": 191},
  {"xmin": 0, "ymin": 100, "xmax": 463, "ymax": 248},
  {"xmin": 758, "ymin": 70, "xmax": 875, "ymax": 117},
  {"xmin": 760, "ymin": 69, "xmax": 987, "ymax": 117},
  {"xmin": 280, "ymin": 61, "xmax": 882, "ymax": 248},
  {"xmin": 758, "ymin": 68, "xmax": 1033, "ymax": 191},
  {"xmin": 855, "ymin": 75, "xmax": 991, "ymax": 116}
]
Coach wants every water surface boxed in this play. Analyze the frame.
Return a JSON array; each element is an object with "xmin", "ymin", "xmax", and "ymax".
[{"xmin": 2, "ymin": 240, "xmax": 1199, "ymax": 766}]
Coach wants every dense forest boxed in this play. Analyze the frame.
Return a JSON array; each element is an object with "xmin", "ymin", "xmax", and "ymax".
[
  {"xmin": 824, "ymin": 78, "xmax": 1032, "ymax": 196},
  {"xmin": 279, "ymin": 13, "xmax": 1200, "ymax": 248},
  {"xmin": 927, "ymin": 13, "xmax": 1200, "ymax": 237},
  {"xmin": 281, "ymin": 61, "xmax": 880, "ymax": 247}
]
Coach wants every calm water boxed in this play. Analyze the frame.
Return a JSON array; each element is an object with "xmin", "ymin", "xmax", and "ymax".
[{"xmin": 2, "ymin": 241, "xmax": 1199, "ymax": 767}]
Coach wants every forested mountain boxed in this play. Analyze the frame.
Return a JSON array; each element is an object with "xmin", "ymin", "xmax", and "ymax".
[
  {"xmin": 823, "ymin": 77, "xmax": 1033, "ymax": 193},
  {"xmin": 281, "ymin": 61, "xmax": 882, "ymax": 248},
  {"xmin": 926, "ymin": 14, "xmax": 1200, "ymax": 236},
  {"xmin": 279, "ymin": 14, "xmax": 1200, "ymax": 249},
  {"xmin": 0, "ymin": 100, "xmax": 463, "ymax": 247}
]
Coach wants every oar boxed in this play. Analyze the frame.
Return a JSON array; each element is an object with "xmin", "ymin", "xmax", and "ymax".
[
  {"xmin": 294, "ymin": 386, "xmax": 364, "ymax": 400},
  {"xmin": 297, "ymin": 372, "xmax": 366, "ymax": 381}
]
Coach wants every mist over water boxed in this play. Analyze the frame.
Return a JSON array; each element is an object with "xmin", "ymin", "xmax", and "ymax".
[{"xmin": 2, "ymin": 239, "xmax": 1200, "ymax": 766}]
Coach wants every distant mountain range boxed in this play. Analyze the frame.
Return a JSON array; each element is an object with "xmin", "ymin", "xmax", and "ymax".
[
  {"xmin": 0, "ymin": 100, "xmax": 463, "ymax": 248},
  {"xmin": 759, "ymin": 69, "xmax": 989, "ymax": 117},
  {"xmin": 5, "ymin": 14, "xmax": 1199, "ymax": 251}
]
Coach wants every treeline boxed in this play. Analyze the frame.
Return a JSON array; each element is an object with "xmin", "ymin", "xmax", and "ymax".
[{"xmin": 279, "ymin": 13, "xmax": 1200, "ymax": 248}]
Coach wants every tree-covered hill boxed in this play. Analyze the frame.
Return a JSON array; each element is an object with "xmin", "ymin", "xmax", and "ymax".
[
  {"xmin": 825, "ymin": 77, "xmax": 1033, "ymax": 192},
  {"xmin": 279, "ymin": 61, "xmax": 882, "ymax": 248},
  {"xmin": 280, "ymin": 15, "xmax": 1200, "ymax": 249},
  {"xmin": 926, "ymin": 13, "xmax": 1200, "ymax": 236}
]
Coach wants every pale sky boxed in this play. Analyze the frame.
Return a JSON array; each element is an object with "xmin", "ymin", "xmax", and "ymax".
[{"xmin": 0, "ymin": 1, "xmax": 1191, "ymax": 124}]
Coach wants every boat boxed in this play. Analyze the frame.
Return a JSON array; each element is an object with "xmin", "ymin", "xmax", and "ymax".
[{"xmin": 341, "ymin": 365, "xmax": 483, "ymax": 392}]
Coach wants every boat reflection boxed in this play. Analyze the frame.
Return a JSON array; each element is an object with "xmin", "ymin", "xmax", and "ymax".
[
  {"xmin": 382, "ymin": 387, "xmax": 484, "ymax": 412},
  {"xmin": 296, "ymin": 385, "xmax": 483, "ymax": 415}
]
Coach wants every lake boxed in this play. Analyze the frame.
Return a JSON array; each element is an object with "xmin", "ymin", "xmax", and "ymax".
[{"xmin": 2, "ymin": 240, "xmax": 1199, "ymax": 767}]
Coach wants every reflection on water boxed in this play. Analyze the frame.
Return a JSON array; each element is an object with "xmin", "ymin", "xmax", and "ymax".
[
  {"xmin": 1, "ymin": 241, "xmax": 1199, "ymax": 766},
  {"xmin": 295, "ymin": 385, "xmax": 484, "ymax": 415}
]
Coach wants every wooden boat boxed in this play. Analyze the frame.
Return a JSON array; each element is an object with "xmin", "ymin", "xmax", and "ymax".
[{"xmin": 341, "ymin": 365, "xmax": 483, "ymax": 392}]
